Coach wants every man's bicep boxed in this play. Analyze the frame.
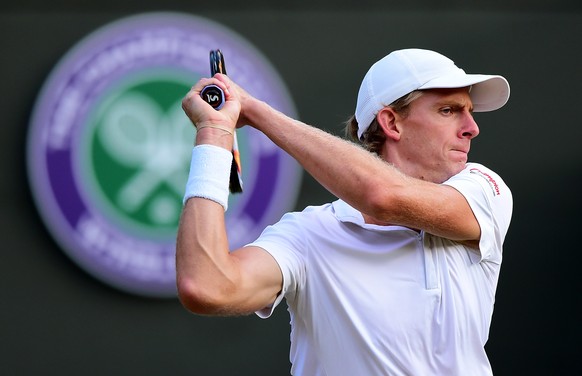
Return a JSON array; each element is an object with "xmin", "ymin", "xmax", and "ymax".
[
  {"xmin": 390, "ymin": 183, "xmax": 481, "ymax": 243},
  {"xmin": 230, "ymin": 246, "xmax": 284, "ymax": 313}
]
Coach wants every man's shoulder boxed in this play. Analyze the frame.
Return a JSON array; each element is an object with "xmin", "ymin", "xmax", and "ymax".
[
  {"xmin": 449, "ymin": 163, "xmax": 507, "ymax": 187},
  {"xmin": 446, "ymin": 163, "xmax": 513, "ymax": 212}
]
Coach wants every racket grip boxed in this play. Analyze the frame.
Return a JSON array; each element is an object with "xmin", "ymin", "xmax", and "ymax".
[
  {"xmin": 202, "ymin": 49, "xmax": 242, "ymax": 194},
  {"xmin": 199, "ymin": 82, "xmax": 243, "ymax": 193}
]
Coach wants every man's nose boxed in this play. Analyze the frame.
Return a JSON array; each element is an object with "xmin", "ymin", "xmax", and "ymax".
[{"xmin": 460, "ymin": 112, "xmax": 480, "ymax": 139}]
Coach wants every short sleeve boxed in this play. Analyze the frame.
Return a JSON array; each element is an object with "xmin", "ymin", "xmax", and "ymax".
[
  {"xmin": 246, "ymin": 212, "xmax": 307, "ymax": 318},
  {"xmin": 443, "ymin": 163, "xmax": 513, "ymax": 263}
]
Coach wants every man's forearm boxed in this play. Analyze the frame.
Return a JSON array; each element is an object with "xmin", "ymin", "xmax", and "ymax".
[
  {"xmin": 242, "ymin": 98, "xmax": 481, "ymax": 241},
  {"xmin": 243, "ymin": 98, "xmax": 404, "ymax": 217}
]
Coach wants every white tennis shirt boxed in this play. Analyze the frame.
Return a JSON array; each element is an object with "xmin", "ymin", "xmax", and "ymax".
[{"xmin": 248, "ymin": 163, "xmax": 513, "ymax": 375}]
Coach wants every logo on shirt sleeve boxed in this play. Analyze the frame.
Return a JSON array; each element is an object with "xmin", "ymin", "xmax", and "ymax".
[{"xmin": 469, "ymin": 168, "xmax": 501, "ymax": 196}]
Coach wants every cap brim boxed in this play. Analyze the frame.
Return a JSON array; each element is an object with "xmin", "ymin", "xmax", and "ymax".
[{"xmin": 419, "ymin": 74, "xmax": 510, "ymax": 112}]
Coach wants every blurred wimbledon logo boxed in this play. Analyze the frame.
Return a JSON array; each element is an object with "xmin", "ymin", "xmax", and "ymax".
[{"xmin": 27, "ymin": 13, "xmax": 301, "ymax": 297}]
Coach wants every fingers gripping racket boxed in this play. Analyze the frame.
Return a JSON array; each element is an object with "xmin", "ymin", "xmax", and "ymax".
[{"xmin": 200, "ymin": 49, "xmax": 243, "ymax": 193}]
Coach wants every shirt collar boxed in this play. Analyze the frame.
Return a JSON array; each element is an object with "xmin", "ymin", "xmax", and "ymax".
[
  {"xmin": 331, "ymin": 199, "xmax": 365, "ymax": 226},
  {"xmin": 331, "ymin": 199, "xmax": 420, "ymax": 234}
]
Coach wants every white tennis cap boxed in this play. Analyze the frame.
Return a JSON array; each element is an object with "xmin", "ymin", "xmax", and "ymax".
[{"xmin": 355, "ymin": 48, "xmax": 510, "ymax": 139}]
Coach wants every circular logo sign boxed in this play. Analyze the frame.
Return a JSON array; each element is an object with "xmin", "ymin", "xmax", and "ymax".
[{"xmin": 27, "ymin": 12, "xmax": 302, "ymax": 297}]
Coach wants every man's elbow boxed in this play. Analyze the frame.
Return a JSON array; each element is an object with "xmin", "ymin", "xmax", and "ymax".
[
  {"xmin": 365, "ymin": 185, "xmax": 401, "ymax": 220},
  {"xmin": 176, "ymin": 277, "xmax": 234, "ymax": 316}
]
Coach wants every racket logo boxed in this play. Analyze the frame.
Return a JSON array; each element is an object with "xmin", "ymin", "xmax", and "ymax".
[
  {"xmin": 205, "ymin": 93, "xmax": 220, "ymax": 104},
  {"xmin": 201, "ymin": 85, "xmax": 225, "ymax": 109}
]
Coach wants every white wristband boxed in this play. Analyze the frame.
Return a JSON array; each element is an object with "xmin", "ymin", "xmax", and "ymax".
[{"xmin": 183, "ymin": 144, "xmax": 232, "ymax": 211}]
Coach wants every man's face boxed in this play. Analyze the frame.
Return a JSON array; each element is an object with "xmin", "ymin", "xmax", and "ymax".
[{"xmin": 393, "ymin": 88, "xmax": 479, "ymax": 183}]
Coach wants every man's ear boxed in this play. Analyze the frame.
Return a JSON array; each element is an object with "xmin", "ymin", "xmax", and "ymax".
[{"xmin": 376, "ymin": 107, "xmax": 401, "ymax": 141}]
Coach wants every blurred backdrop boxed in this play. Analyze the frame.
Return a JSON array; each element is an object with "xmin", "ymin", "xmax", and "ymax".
[{"xmin": 2, "ymin": 1, "xmax": 581, "ymax": 375}]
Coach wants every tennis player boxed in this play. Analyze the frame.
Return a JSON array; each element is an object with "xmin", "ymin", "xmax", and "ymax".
[{"xmin": 178, "ymin": 48, "xmax": 512, "ymax": 375}]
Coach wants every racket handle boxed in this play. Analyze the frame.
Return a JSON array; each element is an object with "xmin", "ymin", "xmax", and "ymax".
[{"xmin": 200, "ymin": 49, "xmax": 243, "ymax": 194}]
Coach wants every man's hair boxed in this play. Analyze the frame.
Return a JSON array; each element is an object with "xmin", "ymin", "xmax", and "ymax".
[{"xmin": 345, "ymin": 90, "xmax": 424, "ymax": 155}]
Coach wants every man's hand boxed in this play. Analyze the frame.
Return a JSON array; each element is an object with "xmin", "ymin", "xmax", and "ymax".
[{"xmin": 182, "ymin": 74, "xmax": 241, "ymax": 148}]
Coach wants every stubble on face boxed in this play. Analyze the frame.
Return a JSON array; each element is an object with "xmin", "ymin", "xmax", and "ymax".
[{"xmin": 390, "ymin": 88, "xmax": 476, "ymax": 183}]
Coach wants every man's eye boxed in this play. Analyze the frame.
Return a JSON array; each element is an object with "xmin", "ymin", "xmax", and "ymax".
[{"xmin": 441, "ymin": 107, "xmax": 453, "ymax": 115}]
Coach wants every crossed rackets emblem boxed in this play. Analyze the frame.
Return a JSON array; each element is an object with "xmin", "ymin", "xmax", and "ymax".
[{"xmin": 97, "ymin": 92, "xmax": 193, "ymax": 224}]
